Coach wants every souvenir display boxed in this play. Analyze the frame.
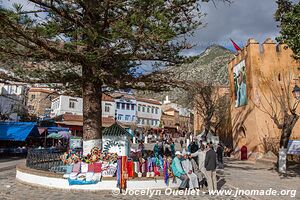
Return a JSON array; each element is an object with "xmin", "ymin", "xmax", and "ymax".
[{"xmin": 60, "ymin": 145, "xmax": 175, "ymax": 186}]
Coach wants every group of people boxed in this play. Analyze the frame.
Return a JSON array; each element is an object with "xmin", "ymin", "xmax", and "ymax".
[
  {"xmin": 171, "ymin": 143, "xmax": 219, "ymax": 192},
  {"xmin": 153, "ymin": 140, "xmax": 176, "ymax": 158}
]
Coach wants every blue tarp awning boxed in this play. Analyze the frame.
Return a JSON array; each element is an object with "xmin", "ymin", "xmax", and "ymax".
[
  {"xmin": 0, "ymin": 122, "xmax": 40, "ymax": 141},
  {"xmin": 47, "ymin": 127, "xmax": 69, "ymax": 133}
]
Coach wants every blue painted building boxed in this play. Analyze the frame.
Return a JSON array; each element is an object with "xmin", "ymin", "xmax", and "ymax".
[{"xmin": 112, "ymin": 92, "xmax": 137, "ymax": 126}]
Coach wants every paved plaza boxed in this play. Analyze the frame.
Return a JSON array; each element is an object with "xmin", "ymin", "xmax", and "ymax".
[{"xmin": 0, "ymin": 158, "xmax": 299, "ymax": 200}]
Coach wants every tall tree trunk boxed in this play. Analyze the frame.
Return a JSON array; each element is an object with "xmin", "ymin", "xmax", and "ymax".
[
  {"xmin": 82, "ymin": 68, "xmax": 102, "ymax": 155},
  {"xmin": 278, "ymin": 114, "xmax": 299, "ymax": 173},
  {"xmin": 280, "ymin": 128, "xmax": 292, "ymax": 149},
  {"xmin": 279, "ymin": 115, "xmax": 299, "ymax": 148}
]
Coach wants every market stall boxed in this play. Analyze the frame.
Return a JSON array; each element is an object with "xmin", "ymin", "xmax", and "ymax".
[{"xmin": 46, "ymin": 123, "xmax": 175, "ymax": 191}]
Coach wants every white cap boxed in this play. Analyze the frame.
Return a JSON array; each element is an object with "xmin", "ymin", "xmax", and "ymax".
[{"xmin": 175, "ymin": 151, "xmax": 181, "ymax": 155}]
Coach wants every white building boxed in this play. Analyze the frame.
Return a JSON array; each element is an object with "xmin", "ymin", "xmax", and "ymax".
[
  {"xmin": 50, "ymin": 94, "xmax": 116, "ymax": 118},
  {"xmin": 136, "ymin": 97, "xmax": 162, "ymax": 128},
  {"xmin": 112, "ymin": 92, "xmax": 137, "ymax": 125},
  {"xmin": 0, "ymin": 83, "xmax": 27, "ymax": 119},
  {"xmin": 162, "ymin": 96, "xmax": 192, "ymax": 117},
  {"xmin": 101, "ymin": 94, "xmax": 116, "ymax": 118},
  {"xmin": 51, "ymin": 95, "xmax": 83, "ymax": 117}
]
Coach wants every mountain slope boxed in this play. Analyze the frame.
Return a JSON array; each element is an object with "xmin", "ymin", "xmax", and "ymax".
[{"xmin": 135, "ymin": 45, "xmax": 235, "ymax": 106}]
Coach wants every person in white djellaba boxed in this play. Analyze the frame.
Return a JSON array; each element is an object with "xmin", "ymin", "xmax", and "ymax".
[
  {"xmin": 181, "ymin": 151, "xmax": 199, "ymax": 190},
  {"xmin": 191, "ymin": 144, "xmax": 208, "ymax": 188}
]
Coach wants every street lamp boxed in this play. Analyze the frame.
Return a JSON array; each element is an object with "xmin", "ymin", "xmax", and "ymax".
[{"xmin": 292, "ymin": 85, "xmax": 300, "ymax": 100}]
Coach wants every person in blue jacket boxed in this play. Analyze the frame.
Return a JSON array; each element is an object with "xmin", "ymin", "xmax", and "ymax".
[{"xmin": 171, "ymin": 151, "xmax": 189, "ymax": 190}]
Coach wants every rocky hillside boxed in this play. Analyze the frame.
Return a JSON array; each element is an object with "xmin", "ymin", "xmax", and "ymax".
[{"xmin": 135, "ymin": 45, "xmax": 235, "ymax": 107}]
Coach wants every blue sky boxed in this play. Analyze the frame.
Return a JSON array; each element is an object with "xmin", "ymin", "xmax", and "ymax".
[{"xmin": 183, "ymin": 0, "xmax": 283, "ymax": 56}]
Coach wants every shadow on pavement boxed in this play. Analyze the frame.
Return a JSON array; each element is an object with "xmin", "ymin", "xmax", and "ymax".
[
  {"xmin": 267, "ymin": 161, "xmax": 300, "ymax": 179},
  {"xmin": 0, "ymin": 156, "xmax": 24, "ymax": 163}
]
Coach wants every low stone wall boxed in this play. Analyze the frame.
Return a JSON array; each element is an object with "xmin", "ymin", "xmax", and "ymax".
[{"xmin": 16, "ymin": 164, "xmax": 181, "ymax": 191}]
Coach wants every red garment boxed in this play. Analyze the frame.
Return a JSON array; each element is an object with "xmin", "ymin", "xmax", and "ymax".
[
  {"xmin": 94, "ymin": 162, "xmax": 102, "ymax": 173},
  {"xmin": 127, "ymin": 161, "xmax": 134, "ymax": 178},
  {"xmin": 154, "ymin": 166, "xmax": 160, "ymax": 176},
  {"xmin": 120, "ymin": 156, "xmax": 128, "ymax": 190},
  {"xmin": 88, "ymin": 164, "xmax": 94, "ymax": 172}
]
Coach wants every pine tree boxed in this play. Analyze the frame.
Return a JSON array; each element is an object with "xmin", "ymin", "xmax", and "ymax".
[{"xmin": 0, "ymin": 0, "xmax": 222, "ymax": 151}]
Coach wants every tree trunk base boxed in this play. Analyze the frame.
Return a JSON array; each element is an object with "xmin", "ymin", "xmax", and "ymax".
[
  {"xmin": 278, "ymin": 148, "xmax": 287, "ymax": 173},
  {"xmin": 83, "ymin": 139, "xmax": 102, "ymax": 156}
]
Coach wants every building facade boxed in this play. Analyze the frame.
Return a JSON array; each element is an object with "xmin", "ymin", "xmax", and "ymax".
[
  {"xmin": 0, "ymin": 83, "xmax": 27, "ymax": 120},
  {"xmin": 50, "ymin": 94, "xmax": 116, "ymax": 118},
  {"xmin": 102, "ymin": 94, "xmax": 116, "ymax": 118},
  {"xmin": 161, "ymin": 108, "xmax": 179, "ymax": 133},
  {"xmin": 27, "ymin": 87, "xmax": 57, "ymax": 117},
  {"xmin": 113, "ymin": 93, "xmax": 137, "ymax": 126},
  {"xmin": 161, "ymin": 97, "xmax": 193, "ymax": 132},
  {"xmin": 136, "ymin": 97, "xmax": 162, "ymax": 128},
  {"xmin": 51, "ymin": 95, "xmax": 83, "ymax": 117},
  {"xmin": 228, "ymin": 38, "xmax": 300, "ymax": 157}
]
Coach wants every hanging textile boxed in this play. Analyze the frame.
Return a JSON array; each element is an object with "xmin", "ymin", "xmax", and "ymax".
[
  {"xmin": 147, "ymin": 157, "xmax": 153, "ymax": 172},
  {"xmin": 134, "ymin": 161, "xmax": 139, "ymax": 174},
  {"xmin": 117, "ymin": 156, "xmax": 128, "ymax": 191},
  {"xmin": 144, "ymin": 159, "xmax": 148, "ymax": 173},
  {"xmin": 127, "ymin": 160, "xmax": 134, "ymax": 178},
  {"xmin": 153, "ymin": 165, "xmax": 160, "ymax": 176},
  {"xmin": 163, "ymin": 159, "xmax": 169, "ymax": 185}
]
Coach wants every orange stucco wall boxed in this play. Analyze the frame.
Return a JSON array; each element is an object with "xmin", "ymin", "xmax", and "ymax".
[{"xmin": 228, "ymin": 38, "xmax": 300, "ymax": 155}]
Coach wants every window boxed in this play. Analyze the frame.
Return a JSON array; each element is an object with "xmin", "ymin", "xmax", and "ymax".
[
  {"xmin": 131, "ymin": 104, "xmax": 134, "ymax": 110},
  {"xmin": 137, "ymin": 118, "xmax": 140, "ymax": 124},
  {"xmin": 147, "ymin": 106, "xmax": 150, "ymax": 113},
  {"xmin": 126, "ymin": 103, "xmax": 130, "ymax": 110},
  {"xmin": 142, "ymin": 106, "xmax": 145, "ymax": 112},
  {"xmin": 141, "ymin": 119, "xmax": 144, "ymax": 124},
  {"xmin": 117, "ymin": 102, "xmax": 120, "ymax": 109},
  {"xmin": 155, "ymin": 108, "xmax": 158, "ymax": 114},
  {"xmin": 121, "ymin": 103, "xmax": 125, "ymax": 110},
  {"xmin": 31, "ymin": 94, "xmax": 36, "ymax": 100},
  {"xmin": 117, "ymin": 114, "xmax": 123, "ymax": 120},
  {"xmin": 105, "ymin": 105, "xmax": 110, "ymax": 112},
  {"xmin": 69, "ymin": 100, "xmax": 76, "ymax": 109},
  {"xmin": 138, "ymin": 105, "xmax": 141, "ymax": 111},
  {"xmin": 125, "ymin": 115, "xmax": 130, "ymax": 121},
  {"xmin": 151, "ymin": 107, "xmax": 154, "ymax": 113},
  {"xmin": 105, "ymin": 103, "xmax": 111, "ymax": 112}
]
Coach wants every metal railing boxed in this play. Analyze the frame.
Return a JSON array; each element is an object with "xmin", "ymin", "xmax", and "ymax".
[{"xmin": 26, "ymin": 148, "xmax": 66, "ymax": 173}]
